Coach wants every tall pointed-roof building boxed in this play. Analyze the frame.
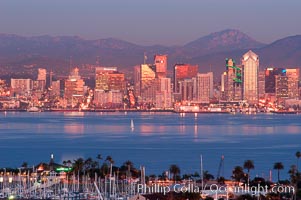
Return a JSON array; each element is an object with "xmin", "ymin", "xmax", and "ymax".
[{"xmin": 241, "ymin": 50, "xmax": 259, "ymax": 104}]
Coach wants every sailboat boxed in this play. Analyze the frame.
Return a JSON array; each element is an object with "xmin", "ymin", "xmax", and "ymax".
[{"xmin": 130, "ymin": 119, "xmax": 134, "ymax": 130}]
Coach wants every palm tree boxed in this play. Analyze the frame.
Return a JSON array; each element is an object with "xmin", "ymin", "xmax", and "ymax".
[
  {"xmin": 243, "ymin": 160, "xmax": 254, "ymax": 185},
  {"xmin": 288, "ymin": 165, "xmax": 299, "ymax": 185},
  {"xmin": 273, "ymin": 162, "xmax": 284, "ymax": 183},
  {"xmin": 124, "ymin": 160, "xmax": 134, "ymax": 178},
  {"xmin": 169, "ymin": 164, "xmax": 181, "ymax": 183},
  {"xmin": 182, "ymin": 174, "xmax": 192, "ymax": 180},
  {"xmin": 288, "ymin": 165, "xmax": 300, "ymax": 200},
  {"xmin": 105, "ymin": 156, "xmax": 114, "ymax": 177},
  {"xmin": 232, "ymin": 166, "xmax": 245, "ymax": 184},
  {"xmin": 73, "ymin": 158, "xmax": 85, "ymax": 177},
  {"xmin": 192, "ymin": 172, "xmax": 200, "ymax": 181},
  {"xmin": 67, "ymin": 160, "xmax": 72, "ymax": 167},
  {"xmin": 84, "ymin": 157, "xmax": 93, "ymax": 176},
  {"xmin": 203, "ymin": 170, "xmax": 214, "ymax": 182},
  {"xmin": 105, "ymin": 156, "xmax": 114, "ymax": 165},
  {"xmin": 296, "ymin": 151, "xmax": 301, "ymax": 171}
]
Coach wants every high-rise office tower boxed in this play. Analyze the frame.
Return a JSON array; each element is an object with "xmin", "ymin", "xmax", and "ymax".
[
  {"xmin": 140, "ymin": 64, "xmax": 157, "ymax": 102},
  {"xmin": 258, "ymin": 71, "xmax": 265, "ymax": 99},
  {"xmin": 11, "ymin": 79, "xmax": 33, "ymax": 96},
  {"xmin": 64, "ymin": 68, "xmax": 85, "ymax": 106},
  {"xmin": 220, "ymin": 72, "xmax": 227, "ymax": 101},
  {"xmin": 195, "ymin": 72, "xmax": 213, "ymax": 103},
  {"xmin": 174, "ymin": 64, "xmax": 198, "ymax": 93},
  {"xmin": 95, "ymin": 67, "xmax": 124, "ymax": 91},
  {"xmin": 154, "ymin": 54, "xmax": 167, "ymax": 78},
  {"xmin": 224, "ymin": 58, "xmax": 242, "ymax": 102},
  {"xmin": 156, "ymin": 77, "xmax": 172, "ymax": 108},
  {"xmin": 134, "ymin": 65, "xmax": 141, "ymax": 97},
  {"xmin": 94, "ymin": 67, "xmax": 124, "ymax": 106},
  {"xmin": 242, "ymin": 50, "xmax": 259, "ymax": 104},
  {"xmin": 95, "ymin": 67, "xmax": 116, "ymax": 90},
  {"xmin": 50, "ymin": 80, "xmax": 61, "ymax": 97},
  {"xmin": 36, "ymin": 68, "xmax": 47, "ymax": 92},
  {"xmin": 179, "ymin": 79, "xmax": 195, "ymax": 101},
  {"xmin": 275, "ymin": 75, "xmax": 288, "ymax": 99},
  {"xmin": 37, "ymin": 68, "xmax": 47, "ymax": 82},
  {"xmin": 286, "ymin": 68, "xmax": 300, "ymax": 99},
  {"xmin": 264, "ymin": 68, "xmax": 285, "ymax": 94}
]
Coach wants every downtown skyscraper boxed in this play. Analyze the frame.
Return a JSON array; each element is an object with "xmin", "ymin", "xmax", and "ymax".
[
  {"xmin": 223, "ymin": 58, "xmax": 242, "ymax": 102},
  {"xmin": 241, "ymin": 50, "xmax": 259, "ymax": 104}
]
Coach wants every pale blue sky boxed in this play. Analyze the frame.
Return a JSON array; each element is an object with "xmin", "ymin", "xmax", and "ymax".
[{"xmin": 0, "ymin": 0, "xmax": 300, "ymax": 45}]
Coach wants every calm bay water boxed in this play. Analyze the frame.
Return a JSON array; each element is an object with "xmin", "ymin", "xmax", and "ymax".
[{"xmin": 0, "ymin": 112, "xmax": 300, "ymax": 181}]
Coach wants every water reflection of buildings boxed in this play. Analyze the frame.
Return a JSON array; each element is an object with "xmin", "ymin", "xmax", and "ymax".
[
  {"xmin": 194, "ymin": 123, "xmax": 198, "ymax": 140},
  {"xmin": 138, "ymin": 124, "xmax": 168, "ymax": 136},
  {"xmin": 139, "ymin": 125, "xmax": 156, "ymax": 136},
  {"xmin": 64, "ymin": 124, "xmax": 84, "ymax": 135},
  {"xmin": 63, "ymin": 112, "xmax": 85, "ymax": 117}
]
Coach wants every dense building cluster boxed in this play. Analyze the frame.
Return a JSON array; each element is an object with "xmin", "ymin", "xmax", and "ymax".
[{"xmin": 0, "ymin": 50, "xmax": 300, "ymax": 111}]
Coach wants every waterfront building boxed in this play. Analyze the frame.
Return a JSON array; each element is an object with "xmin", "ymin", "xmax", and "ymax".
[
  {"xmin": 174, "ymin": 64, "xmax": 198, "ymax": 93},
  {"xmin": 224, "ymin": 59, "xmax": 243, "ymax": 102},
  {"xmin": 154, "ymin": 54, "xmax": 167, "ymax": 78},
  {"xmin": 11, "ymin": 78, "xmax": 33, "ymax": 97},
  {"xmin": 241, "ymin": 50, "xmax": 259, "ymax": 104},
  {"xmin": 286, "ymin": 68, "xmax": 300, "ymax": 99},
  {"xmin": 156, "ymin": 77, "xmax": 172, "ymax": 108},
  {"xmin": 195, "ymin": 72, "xmax": 213, "ymax": 103},
  {"xmin": 94, "ymin": 89, "xmax": 123, "ymax": 108},
  {"xmin": 64, "ymin": 68, "xmax": 85, "ymax": 107}
]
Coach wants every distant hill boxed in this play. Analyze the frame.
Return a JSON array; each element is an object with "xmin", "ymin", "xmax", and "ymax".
[
  {"xmin": 0, "ymin": 30, "xmax": 300, "ymax": 78},
  {"xmin": 183, "ymin": 29, "xmax": 265, "ymax": 56},
  {"xmin": 257, "ymin": 35, "xmax": 301, "ymax": 68}
]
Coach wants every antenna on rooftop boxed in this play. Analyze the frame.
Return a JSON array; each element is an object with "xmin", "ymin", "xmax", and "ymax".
[
  {"xmin": 143, "ymin": 52, "xmax": 147, "ymax": 64},
  {"xmin": 69, "ymin": 56, "xmax": 73, "ymax": 72}
]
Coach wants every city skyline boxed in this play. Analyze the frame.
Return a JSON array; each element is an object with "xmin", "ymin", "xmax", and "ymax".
[
  {"xmin": 1, "ymin": 1, "xmax": 301, "ymax": 199},
  {"xmin": 3, "ymin": 50, "xmax": 301, "ymax": 112},
  {"xmin": 0, "ymin": 0, "xmax": 301, "ymax": 45}
]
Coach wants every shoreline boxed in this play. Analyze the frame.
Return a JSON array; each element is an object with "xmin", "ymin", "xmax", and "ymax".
[{"xmin": 0, "ymin": 109, "xmax": 299, "ymax": 114}]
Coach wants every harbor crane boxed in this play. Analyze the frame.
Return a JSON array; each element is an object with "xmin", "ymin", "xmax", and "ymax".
[{"xmin": 216, "ymin": 155, "xmax": 224, "ymax": 180}]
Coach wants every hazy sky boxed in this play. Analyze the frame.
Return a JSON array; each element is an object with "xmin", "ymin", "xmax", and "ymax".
[{"xmin": 0, "ymin": 0, "xmax": 300, "ymax": 45}]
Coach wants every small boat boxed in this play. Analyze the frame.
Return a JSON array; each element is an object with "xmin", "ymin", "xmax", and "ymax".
[
  {"xmin": 27, "ymin": 107, "xmax": 41, "ymax": 112},
  {"xmin": 130, "ymin": 119, "xmax": 134, "ymax": 130}
]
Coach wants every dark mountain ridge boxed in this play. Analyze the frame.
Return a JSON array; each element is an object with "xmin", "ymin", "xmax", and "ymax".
[{"xmin": 0, "ymin": 29, "xmax": 300, "ymax": 78}]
